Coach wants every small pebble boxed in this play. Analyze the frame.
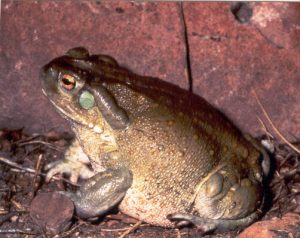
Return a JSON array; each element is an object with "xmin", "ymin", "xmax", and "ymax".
[{"xmin": 29, "ymin": 192, "xmax": 74, "ymax": 235}]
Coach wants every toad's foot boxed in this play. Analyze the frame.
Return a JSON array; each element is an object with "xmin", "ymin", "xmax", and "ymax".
[
  {"xmin": 45, "ymin": 159, "xmax": 94, "ymax": 184},
  {"xmin": 59, "ymin": 167, "xmax": 133, "ymax": 219},
  {"xmin": 167, "ymin": 211, "xmax": 260, "ymax": 234},
  {"xmin": 45, "ymin": 139, "xmax": 94, "ymax": 183}
]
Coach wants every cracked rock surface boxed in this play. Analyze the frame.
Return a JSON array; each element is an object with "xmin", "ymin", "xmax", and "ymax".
[{"xmin": 1, "ymin": 1, "xmax": 299, "ymax": 140}]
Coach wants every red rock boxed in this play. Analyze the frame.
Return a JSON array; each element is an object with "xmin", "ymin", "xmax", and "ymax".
[
  {"xmin": 251, "ymin": 3, "xmax": 300, "ymax": 50},
  {"xmin": 29, "ymin": 192, "xmax": 74, "ymax": 235},
  {"xmin": 184, "ymin": 2, "xmax": 300, "ymax": 140},
  {"xmin": 237, "ymin": 213, "xmax": 300, "ymax": 238}
]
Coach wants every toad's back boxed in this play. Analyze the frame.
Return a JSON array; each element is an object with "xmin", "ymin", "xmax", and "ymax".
[{"xmin": 101, "ymin": 82, "xmax": 263, "ymax": 226}]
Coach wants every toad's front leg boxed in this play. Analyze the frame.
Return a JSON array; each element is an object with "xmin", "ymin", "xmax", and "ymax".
[
  {"xmin": 45, "ymin": 138, "xmax": 133, "ymax": 219},
  {"xmin": 60, "ymin": 166, "xmax": 133, "ymax": 219},
  {"xmin": 45, "ymin": 139, "xmax": 94, "ymax": 183}
]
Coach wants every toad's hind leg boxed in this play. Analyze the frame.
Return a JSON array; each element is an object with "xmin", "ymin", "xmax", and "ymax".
[
  {"xmin": 168, "ymin": 164, "xmax": 265, "ymax": 233},
  {"xmin": 59, "ymin": 167, "xmax": 133, "ymax": 219},
  {"xmin": 167, "ymin": 210, "xmax": 261, "ymax": 233}
]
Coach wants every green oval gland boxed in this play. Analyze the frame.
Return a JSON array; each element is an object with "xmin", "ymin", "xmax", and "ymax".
[{"xmin": 79, "ymin": 90, "xmax": 95, "ymax": 109}]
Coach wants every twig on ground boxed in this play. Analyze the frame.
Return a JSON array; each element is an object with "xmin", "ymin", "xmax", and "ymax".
[
  {"xmin": 279, "ymin": 152, "xmax": 295, "ymax": 167},
  {"xmin": 14, "ymin": 134, "xmax": 40, "ymax": 144},
  {"xmin": 118, "ymin": 220, "xmax": 143, "ymax": 238},
  {"xmin": 17, "ymin": 140, "xmax": 63, "ymax": 152},
  {"xmin": 102, "ymin": 228, "xmax": 132, "ymax": 232},
  {"xmin": 0, "ymin": 211, "xmax": 19, "ymax": 226},
  {"xmin": 33, "ymin": 154, "xmax": 43, "ymax": 193},
  {"xmin": 0, "ymin": 154, "xmax": 79, "ymax": 187},
  {"xmin": 61, "ymin": 223, "xmax": 84, "ymax": 238},
  {"xmin": 11, "ymin": 199, "xmax": 26, "ymax": 211},
  {"xmin": 0, "ymin": 228, "xmax": 35, "ymax": 235},
  {"xmin": 106, "ymin": 213, "xmax": 139, "ymax": 224},
  {"xmin": 272, "ymin": 183, "xmax": 284, "ymax": 202},
  {"xmin": 280, "ymin": 168, "xmax": 300, "ymax": 180},
  {"xmin": 0, "ymin": 155, "xmax": 36, "ymax": 174}
]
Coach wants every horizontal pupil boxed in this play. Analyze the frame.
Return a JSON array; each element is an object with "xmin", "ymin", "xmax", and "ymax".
[{"xmin": 62, "ymin": 78, "xmax": 74, "ymax": 85}]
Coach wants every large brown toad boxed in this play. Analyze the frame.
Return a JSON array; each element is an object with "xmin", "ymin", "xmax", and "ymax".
[{"xmin": 40, "ymin": 47, "xmax": 269, "ymax": 233}]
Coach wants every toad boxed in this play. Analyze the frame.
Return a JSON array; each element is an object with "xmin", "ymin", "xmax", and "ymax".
[{"xmin": 40, "ymin": 47, "xmax": 269, "ymax": 233}]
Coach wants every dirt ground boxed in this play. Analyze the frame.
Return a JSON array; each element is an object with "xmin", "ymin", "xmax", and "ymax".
[{"xmin": 0, "ymin": 129, "xmax": 299, "ymax": 237}]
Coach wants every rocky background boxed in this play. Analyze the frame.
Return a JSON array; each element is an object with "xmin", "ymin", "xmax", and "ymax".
[{"xmin": 1, "ymin": 1, "xmax": 300, "ymax": 141}]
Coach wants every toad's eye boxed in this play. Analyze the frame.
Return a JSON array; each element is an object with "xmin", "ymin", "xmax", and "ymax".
[{"xmin": 60, "ymin": 74, "xmax": 76, "ymax": 90}]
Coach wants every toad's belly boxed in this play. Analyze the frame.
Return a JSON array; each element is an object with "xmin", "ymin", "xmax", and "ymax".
[
  {"xmin": 118, "ymin": 179, "xmax": 194, "ymax": 227},
  {"xmin": 119, "ymin": 188, "xmax": 174, "ymax": 227}
]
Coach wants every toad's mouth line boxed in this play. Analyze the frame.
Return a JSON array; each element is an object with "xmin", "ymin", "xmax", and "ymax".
[
  {"xmin": 48, "ymin": 98, "xmax": 84, "ymax": 127},
  {"xmin": 47, "ymin": 98, "xmax": 108, "ymax": 135}
]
